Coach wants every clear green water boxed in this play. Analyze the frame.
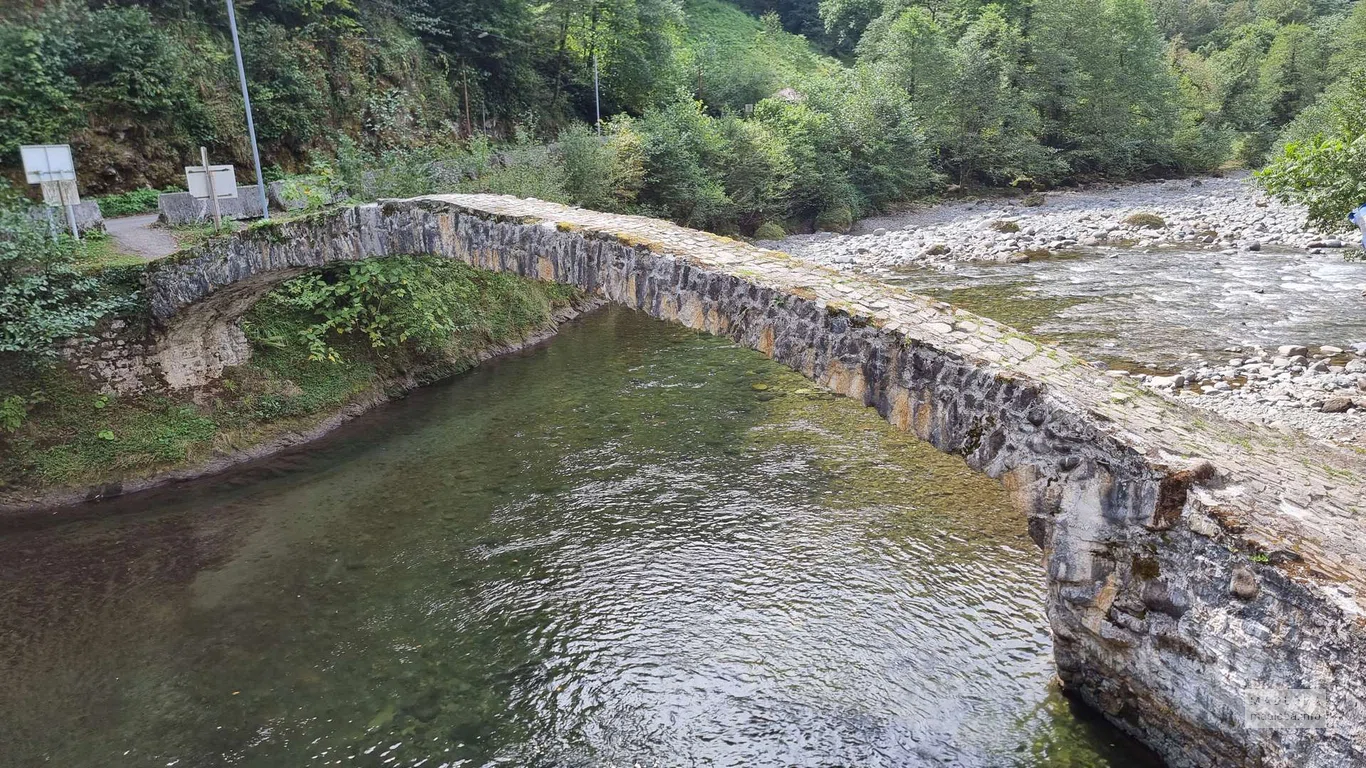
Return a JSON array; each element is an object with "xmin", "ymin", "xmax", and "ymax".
[{"xmin": 0, "ymin": 308, "xmax": 1160, "ymax": 767}]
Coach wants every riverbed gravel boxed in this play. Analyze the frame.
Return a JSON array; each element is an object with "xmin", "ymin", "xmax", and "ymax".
[
  {"xmin": 767, "ymin": 174, "xmax": 1366, "ymax": 445},
  {"xmin": 1118, "ymin": 344, "xmax": 1366, "ymax": 446},
  {"xmin": 769, "ymin": 173, "xmax": 1351, "ymax": 271}
]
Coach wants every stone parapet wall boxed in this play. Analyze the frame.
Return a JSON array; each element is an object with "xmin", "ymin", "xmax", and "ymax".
[{"xmin": 144, "ymin": 195, "xmax": 1366, "ymax": 766}]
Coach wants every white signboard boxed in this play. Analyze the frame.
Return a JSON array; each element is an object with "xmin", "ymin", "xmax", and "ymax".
[
  {"xmin": 21, "ymin": 144, "xmax": 76, "ymax": 183},
  {"xmin": 40, "ymin": 179, "xmax": 80, "ymax": 207},
  {"xmin": 186, "ymin": 164, "xmax": 239, "ymax": 199}
]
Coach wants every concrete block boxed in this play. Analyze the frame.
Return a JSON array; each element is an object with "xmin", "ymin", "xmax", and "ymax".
[
  {"xmin": 157, "ymin": 186, "xmax": 267, "ymax": 226},
  {"xmin": 28, "ymin": 200, "xmax": 104, "ymax": 235}
]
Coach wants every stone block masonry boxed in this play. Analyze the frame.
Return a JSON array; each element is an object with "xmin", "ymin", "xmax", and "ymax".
[{"xmin": 144, "ymin": 195, "xmax": 1366, "ymax": 767}]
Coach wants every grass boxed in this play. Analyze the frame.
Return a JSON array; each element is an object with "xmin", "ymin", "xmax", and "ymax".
[
  {"xmin": 1124, "ymin": 213, "xmax": 1166, "ymax": 229},
  {"xmin": 168, "ymin": 220, "xmax": 240, "ymax": 249},
  {"xmin": 70, "ymin": 231, "xmax": 147, "ymax": 270},
  {"xmin": 0, "ymin": 367, "xmax": 218, "ymax": 490},
  {"xmin": 0, "ymin": 261, "xmax": 583, "ymax": 496},
  {"xmin": 95, "ymin": 187, "xmax": 167, "ymax": 217}
]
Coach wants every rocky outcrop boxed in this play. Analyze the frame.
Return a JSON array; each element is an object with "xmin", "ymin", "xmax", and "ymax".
[{"xmin": 144, "ymin": 194, "xmax": 1366, "ymax": 767}]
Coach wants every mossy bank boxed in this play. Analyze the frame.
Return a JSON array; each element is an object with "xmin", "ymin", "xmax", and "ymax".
[{"xmin": 0, "ymin": 258, "xmax": 594, "ymax": 513}]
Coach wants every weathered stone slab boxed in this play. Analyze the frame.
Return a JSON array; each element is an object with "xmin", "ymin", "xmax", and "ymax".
[
  {"xmin": 266, "ymin": 178, "xmax": 336, "ymax": 211},
  {"xmin": 144, "ymin": 195, "xmax": 1366, "ymax": 767},
  {"xmin": 157, "ymin": 186, "xmax": 266, "ymax": 225}
]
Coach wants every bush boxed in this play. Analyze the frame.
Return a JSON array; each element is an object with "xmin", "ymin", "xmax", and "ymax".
[
  {"xmin": 0, "ymin": 24, "xmax": 80, "ymax": 158},
  {"xmin": 1258, "ymin": 136, "xmax": 1366, "ymax": 230},
  {"xmin": 754, "ymin": 96, "xmax": 855, "ymax": 221},
  {"xmin": 249, "ymin": 256, "xmax": 577, "ymax": 363},
  {"xmin": 815, "ymin": 205, "xmax": 853, "ymax": 233},
  {"xmin": 1257, "ymin": 70, "xmax": 1366, "ymax": 229},
  {"xmin": 754, "ymin": 221, "xmax": 786, "ymax": 239},
  {"xmin": 634, "ymin": 96, "xmax": 734, "ymax": 229},
  {"xmin": 458, "ymin": 142, "xmax": 567, "ymax": 203},
  {"xmin": 241, "ymin": 21, "xmax": 327, "ymax": 146},
  {"xmin": 557, "ymin": 124, "xmax": 617, "ymax": 210},
  {"xmin": 71, "ymin": 6, "xmax": 203, "ymax": 120},
  {"xmin": 716, "ymin": 115, "xmax": 793, "ymax": 231},
  {"xmin": 0, "ymin": 209, "xmax": 138, "ymax": 359},
  {"xmin": 96, "ymin": 188, "xmax": 162, "ymax": 217},
  {"xmin": 1124, "ymin": 213, "xmax": 1167, "ymax": 229}
]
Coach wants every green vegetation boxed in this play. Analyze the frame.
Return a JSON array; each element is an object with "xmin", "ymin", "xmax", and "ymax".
[
  {"xmin": 0, "ymin": 256, "xmax": 581, "ymax": 493},
  {"xmin": 94, "ymin": 188, "xmax": 163, "ymax": 217},
  {"xmin": 1124, "ymin": 213, "xmax": 1168, "ymax": 229},
  {"xmin": 2, "ymin": 0, "xmax": 1358, "ymax": 235},
  {"xmin": 0, "ymin": 211, "xmax": 138, "ymax": 359},
  {"xmin": 2, "ymin": 0, "xmax": 1362, "ymax": 494}
]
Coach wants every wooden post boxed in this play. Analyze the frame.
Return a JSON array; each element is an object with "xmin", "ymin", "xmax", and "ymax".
[
  {"xmin": 201, "ymin": 146, "xmax": 222, "ymax": 230},
  {"xmin": 56, "ymin": 176, "xmax": 79, "ymax": 241},
  {"xmin": 463, "ymin": 68, "xmax": 474, "ymax": 139}
]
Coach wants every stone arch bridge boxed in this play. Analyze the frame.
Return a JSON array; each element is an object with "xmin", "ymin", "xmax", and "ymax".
[{"xmin": 144, "ymin": 195, "xmax": 1365, "ymax": 767}]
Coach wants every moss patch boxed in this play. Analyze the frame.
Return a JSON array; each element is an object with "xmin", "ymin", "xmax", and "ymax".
[
  {"xmin": 1123, "ymin": 213, "xmax": 1166, "ymax": 229},
  {"xmin": 923, "ymin": 282, "xmax": 1086, "ymax": 336}
]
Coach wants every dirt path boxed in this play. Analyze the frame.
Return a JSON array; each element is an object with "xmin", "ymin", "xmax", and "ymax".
[{"xmin": 106, "ymin": 213, "xmax": 179, "ymax": 259}]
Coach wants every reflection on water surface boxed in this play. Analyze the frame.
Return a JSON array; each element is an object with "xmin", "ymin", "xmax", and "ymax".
[{"xmin": 0, "ymin": 307, "xmax": 1159, "ymax": 767}]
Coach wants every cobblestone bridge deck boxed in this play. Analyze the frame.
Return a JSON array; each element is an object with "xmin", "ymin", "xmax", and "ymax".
[{"xmin": 145, "ymin": 195, "xmax": 1366, "ymax": 767}]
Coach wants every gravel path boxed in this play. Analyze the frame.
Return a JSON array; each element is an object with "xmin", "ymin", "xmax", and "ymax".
[{"xmin": 106, "ymin": 213, "xmax": 179, "ymax": 260}]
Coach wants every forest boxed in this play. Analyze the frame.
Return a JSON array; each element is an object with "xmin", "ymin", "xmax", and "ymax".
[{"xmin": 1, "ymin": 0, "xmax": 1363, "ymax": 233}]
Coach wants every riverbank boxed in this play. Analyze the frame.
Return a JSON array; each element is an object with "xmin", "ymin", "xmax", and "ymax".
[
  {"xmin": 1128, "ymin": 343, "xmax": 1366, "ymax": 446},
  {"xmin": 767, "ymin": 174, "xmax": 1366, "ymax": 446},
  {"xmin": 771, "ymin": 173, "xmax": 1340, "ymax": 270},
  {"xmin": 0, "ymin": 282, "xmax": 598, "ymax": 515}
]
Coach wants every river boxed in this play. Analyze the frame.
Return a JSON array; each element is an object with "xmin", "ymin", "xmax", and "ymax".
[{"xmin": 0, "ymin": 307, "xmax": 1159, "ymax": 767}]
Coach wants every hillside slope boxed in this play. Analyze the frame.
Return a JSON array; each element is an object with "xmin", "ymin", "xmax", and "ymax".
[{"xmin": 0, "ymin": 0, "xmax": 835, "ymax": 196}]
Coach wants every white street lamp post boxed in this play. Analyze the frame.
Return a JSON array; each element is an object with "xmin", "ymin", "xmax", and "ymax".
[{"xmin": 224, "ymin": 0, "xmax": 270, "ymax": 220}]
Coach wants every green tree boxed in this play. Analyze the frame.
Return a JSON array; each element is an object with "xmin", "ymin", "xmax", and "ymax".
[
  {"xmin": 1027, "ymin": 0, "xmax": 1179, "ymax": 175},
  {"xmin": 634, "ymin": 95, "xmax": 734, "ymax": 229},
  {"xmin": 939, "ymin": 5, "xmax": 1052, "ymax": 184},
  {"xmin": 808, "ymin": 66, "xmax": 935, "ymax": 207},
  {"xmin": 1258, "ymin": 68, "xmax": 1366, "ymax": 228},
  {"xmin": 858, "ymin": 5, "xmax": 952, "ymax": 104},
  {"xmin": 1258, "ymin": 23, "xmax": 1326, "ymax": 127},
  {"xmin": 0, "ymin": 25, "xmax": 79, "ymax": 157},
  {"xmin": 1169, "ymin": 44, "xmax": 1233, "ymax": 171}
]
